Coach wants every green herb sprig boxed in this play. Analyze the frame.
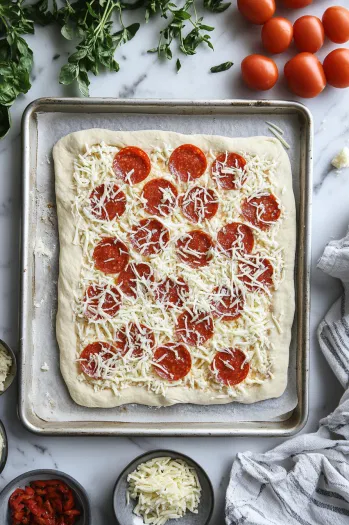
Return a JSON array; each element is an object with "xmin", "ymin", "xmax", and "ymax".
[
  {"xmin": 57, "ymin": 0, "xmax": 140, "ymax": 96},
  {"xmin": 148, "ymin": 0, "xmax": 214, "ymax": 60},
  {"xmin": 0, "ymin": 0, "xmax": 231, "ymax": 139},
  {"xmin": 0, "ymin": 0, "xmax": 34, "ymax": 138}
]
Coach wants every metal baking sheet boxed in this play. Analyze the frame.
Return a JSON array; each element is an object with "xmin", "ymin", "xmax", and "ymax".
[{"xmin": 20, "ymin": 98, "xmax": 312, "ymax": 436}]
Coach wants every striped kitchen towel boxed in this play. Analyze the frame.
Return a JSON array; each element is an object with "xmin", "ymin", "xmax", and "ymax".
[
  {"xmin": 225, "ymin": 227, "xmax": 349, "ymax": 525},
  {"xmin": 318, "ymin": 229, "xmax": 349, "ymax": 388}
]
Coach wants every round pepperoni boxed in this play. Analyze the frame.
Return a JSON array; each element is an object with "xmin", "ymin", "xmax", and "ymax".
[
  {"xmin": 241, "ymin": 193, "xmax": 281, "ymax": 230},
  {"xmin": 129, "ymin": 218, "xmax": 170, "ymax": 256},
  {"xmin": 84, "ymin": 283, "xmax": 121, "ymax": 320},
  {"xmin": 118, "ymin": 262, "xmax": 154, "ymax": 298},
  {"xmin": 217, "ymin": 222, "xmax": 254, "ymax": 256},
  {"xmin": 179, "ymin": 186, "xmax": 219, "ymax": 223},
  {"xmin": 176, "ymin": 230, "xmax": 214, "ymax": 268},
  {"xmin": 175, "ymin": 309, "xmax": 214, "ymax": 346},
  {"xmin": 79, "ymin": 342, "xmax": 116, "ymax": 379},
  {"xmin": 155, "ymin": 277, "xmax": 189, "ymax": 309},
  {"xmin": 113, "ymin": 146, "xmax": 151, "ymax": 185},
  {"xmin": 238, "ymin": 256, "xmax": 274, "ymax": 291},
  {"xmin": 153, "ymin": 343, "xmax": 192, "ymax": 381},
  {"xmin": 211, "ymin": 286, "xmax": 244, "ymax": 321},
  {"xmin": 211, "ymin": 349, "xmax": 249, "ymax": 386},
  {"xmin": 115, "ymin": 323, "xmax": 155, "ymax": 358},
  {"xmin": 169, "ymin": 144, "xmax": 207, "ymax": 182},
  {"xmin": 211, "ymin": 153, "xmax": 247, "ymax": 190},
  {"xmin": 89, "ymin": 183, "xmax": 126, "ymax": 221},
  {"xmin": 93, "ymin": 237, "xmax": 129, "ymax": 274},
  {"xmin": 142, "ymin": 178, "xmax": 178, "ymax": 217}
]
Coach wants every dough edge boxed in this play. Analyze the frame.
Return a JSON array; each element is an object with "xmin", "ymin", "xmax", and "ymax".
[{"xmin": 53, "ymin": 129, "xmax": 296, "ymax": 408}]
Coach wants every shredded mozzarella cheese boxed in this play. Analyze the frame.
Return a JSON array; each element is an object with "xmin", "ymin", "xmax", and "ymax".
[
  {"xmin": 0, "ymin": 345, "xmax": 12, "ymax": 391},
  {"xmin": 127, "ymin": 457, "xmax": 201, "ymax": 525},
  {"xmin": 71, "ymin": 141, "xmax": 286, "ymax": 398}
]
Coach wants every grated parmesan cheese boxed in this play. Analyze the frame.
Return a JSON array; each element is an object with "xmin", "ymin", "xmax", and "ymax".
[
  {"xmin": 71, "ymin": 141, "xmax": 286, "ymax": 398},
  {"xmin": 331, "ymin": 147, "xmax": 349, "ymax": 170},
  {"xmin": 127, "ymin": 457, "xmax": 201, "ymax": 525}
]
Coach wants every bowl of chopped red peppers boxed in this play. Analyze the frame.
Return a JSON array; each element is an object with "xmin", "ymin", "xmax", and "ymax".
[{"xmin": 0, "ymin": 470, "xmax": 91, "ymax": 525}]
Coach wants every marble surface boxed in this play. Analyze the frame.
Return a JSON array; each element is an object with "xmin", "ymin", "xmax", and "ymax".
[{"xmin": 1, "ymin": 0, "xmax": 349, "ymax": 523}]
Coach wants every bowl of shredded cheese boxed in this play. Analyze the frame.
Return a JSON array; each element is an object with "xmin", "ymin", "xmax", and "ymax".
[
  {"xmin": 113, "ymin": 450, "xmax": 214, "ymax": 525},
  {"xmin": 0, "ymin": 340, "xmax": 17, "ymax": 395},
  {"xmin": 0, "ymin": 421, "xmax": 8, "ymax": 474}
]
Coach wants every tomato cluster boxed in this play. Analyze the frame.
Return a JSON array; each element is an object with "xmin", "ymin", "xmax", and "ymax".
[
  {"xmin": 238, "ymin": 1, "xmax": 349, "ymax": 98},
  {"xmin": 9, "ymin": 480, "xmax": 81, "ymax": 525}
]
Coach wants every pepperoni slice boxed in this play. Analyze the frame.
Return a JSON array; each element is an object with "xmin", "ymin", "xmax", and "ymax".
[
  {"xmin": 118, "ymin": 262, "xmax": 154, "ymax": 298},
  {"xmin": 113, "ymin": 146, "xmax": 151, "ymax": 185},
  {"xmin": 211, "ymin": 286, "xmax": 244, "ymax": 321},
  {"xmin": 211, "ymin": 152, "xmax": 247, "ymax": 190},
  {"xmin": 155, "ymin": 277, "xmax": 189, "ymax": 309},
  {"xmin": 238, "ymin": 256, "xmax": 274, "ymax": 291},
  {"xmin": 84, "ymin": 283, "xmax": 121, "ymax": 320},
  {"xmin": 175, "ymin": 309, "xmax": 214, "ymax": 346},
  {"xmin": 217, "ymin": 222, "xmax": 254, "ymax": 256},
  {"xmin": 211, "ymin": 349, "xmax": 249, "ymax": 386},
  {"xmin": 129, "ymin": 218, "xmax": 170, "ymax": 256},
  {"xmin": 169, "ymin": 144, "xmax": 207, "ymax": 182},
  {"xmin": 115, "ymin": 323, "xmax": 155, "ymax": 358},
  {"xmin": 176, "ymin": 230, "xmax": 214, "ymax": 268},
  {"xmin": 79, "ymin": 342, "xmax": 116, "ymax": 378},
  {"xmin": 179, "ymin": 186, "xmax": 219, "ymax": 224},
  {"xmin": 142, "ymin": 178, "xmax": 178, "ymax": 217},
  {"xmin": 89, "ymin": 183, "xmax": 126, "ymax": 221},
  {"xmin": 153, "ymin": 343, "xmax": 192, "ymax": 381},
  {"xmin": 93, "ymin": 237, "xmax": 129, "ymax": 274},
  {"xmin": 241, "ymin": 193, "xmax": 281, "ymax": 230}
]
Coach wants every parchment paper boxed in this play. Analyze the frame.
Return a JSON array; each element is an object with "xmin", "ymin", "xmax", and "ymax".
[{"xmin": 31, "ymin": 109, "xmax": 300, "ymax": 424}]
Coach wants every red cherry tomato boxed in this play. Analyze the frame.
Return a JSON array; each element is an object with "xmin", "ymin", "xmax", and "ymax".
[
  {"xmin": 283, "ymin": 0, "xmax": 312, "ymax": 7},
  {"xmin": 261, "ymin": 17, "xmax": 293, "ymax": 54},
  {"xmin": 323, "ymin": 48, "xmax": 349, "ymax": 88},
  {"xmin": 284, "ymin": 53, "xmax": 326, "ymax": 98},
  {"xmin": 241, "ymin": 55, "xmax": 278, "ymax": 91},
  {"xmin": 293, "ymin": 16, "xmax": 325, "ymax": 53},
  {"xmin": 237, "ymin": 0, "xmax": 275, "ymax": 25},
  {"xmin": 322, "ymin": 6, "xmax": 349, "ymax": 44}
]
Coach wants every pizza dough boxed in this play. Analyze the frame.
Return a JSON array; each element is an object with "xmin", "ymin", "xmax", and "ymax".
[{"xmin": 53, "ymin": 129, "xmax": 296, "ymax": 408}]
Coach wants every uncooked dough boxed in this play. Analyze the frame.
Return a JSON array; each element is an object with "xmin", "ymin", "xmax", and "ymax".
[{"xmin": 53, "ymin": 129, "xmax": 296, "ymax": 408}]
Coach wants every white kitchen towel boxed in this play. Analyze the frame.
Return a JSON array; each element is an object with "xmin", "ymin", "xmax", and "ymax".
[{"xmin": 225, "ymin": 227, "xmax": 349, "ymax": 525}]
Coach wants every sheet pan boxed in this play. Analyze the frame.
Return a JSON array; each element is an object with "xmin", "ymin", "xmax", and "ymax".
[{"xmin": 19, "ymin": 98, "xmax": 312, "ymax": 435}]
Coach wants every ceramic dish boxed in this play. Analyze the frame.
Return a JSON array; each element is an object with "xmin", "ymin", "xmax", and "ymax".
[
  {"xmin": 0, "ymin": 469, "xmax": 91, "ymax": 524},
  {"xmin": 0, "ymin": 421, "xmax": 8, "ymax": 474},
  {"xmin": 0, "ymin": 340, "xmax": 17, "ymax": 395},
  {"xmin": 113, "ymin": 449, "xmax": 214, "ymax": 525}
]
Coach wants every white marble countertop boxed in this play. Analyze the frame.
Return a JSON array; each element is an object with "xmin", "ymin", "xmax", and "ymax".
[{"xmin": 1, "ymin": 0, "xmax": 349, "ymax": 523}]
